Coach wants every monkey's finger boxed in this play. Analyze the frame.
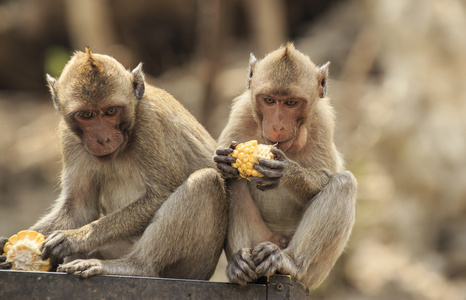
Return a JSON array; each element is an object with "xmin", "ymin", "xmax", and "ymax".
[
  {"xmin": 252, "ymin": 242, "xmax": 277, "ymax": 261},
  {"xmin": 0, "ymin": 255, "xmax": 6, "ymax": 262},
  {"xmin": 250, "ymin": 177, "xmax": 280, "ymax": 190},
  {"xmin": 0, "ymin": 237, "xmax": 8, "ymax": 248},
  {"xmin": 41, "ymin": 232, "xmax": 67, "ymax": 260},
  {"xmin": 252, "ymin": 248, "xmax": 268, "ymax": 264},
  {"xmin": 215, "ymin": 148, "xmax": 234, "ymax": 156},
  {"xmin": 257, "ymin": 158, "xmax": 285, "ymax": 170},
  {"xmin": 256, "ymin": 258, "xmax": 280, "ymax": 277},
  {"xmin": 50, "ymin": 256, "xmax": 64, "ymax": 268},
  {"xmin": 254, "ymin": 164, "xmax": 283, "ymax": 178},
  {"xmin": 58, "ymin": 260, "xmax": 80, "ymax": 273},
  {"xmin": 48, "ymin": 246, "xmax": 66, "ymax": 262},
  {"xmin": 233, "ymin": 249, "xmax": 258, "ymax": 280},
  {"xmin": 0, "ymin": 262, "xmax": 12, "ymax": 269},
  {"xmin": 249, "ymin": 176, "xmax": 278, "ymax": 185},
  {"xmin": 56, "ymin": 265, "xmax": 66, "ymax": 273},
  {"xmin": 217, "ymin": 163, "xmax": 239, "ymax": 177},
  {"xmin": 255, "ymin": 183, "xmax": 280, "ymax": 191},
  {"xmin": 255, "ymin": 258, "xmax": 271, "ymax": 275},
  {"xmin": 239, "ymin": 249, "xmax": 256, "ymax": 271},
  {"xmin": 233, "ymin": 264, "xmax": 258, "ymax": 284},
  {"xmin": 81, "ymin": 266, "xmax": 105, "ymax": 279},
  {"xmin": 256, "ymin": 247, "xmax": 282, "ymax": 276},
  {"xmin": 235, "ymin": 270, "xmax": 256, "ymax": 285},
  {"xmin": 228, "ymin": 259, "xmax": 257, "ymax": 285},
  {"xmin": 214, "ymin": 154, "xmax": 236, "ymax": 164},
  {"xmin": 59, "ymin": 265, "xmax": 77, "ymax": 274},
  {"xmin": 230, "ymin": 273, "xmax": 250, "ymax": 286},
  {"xmin": 271, "ymin": 148, "xmax": 286, "ymax": 161},
  {"xmin": 40, "ymin": 241, "xmax": 58, "ymax": 260},
  {"xmin": 229, "ymin": 141, "xmax": 239, "ymax": 149}
]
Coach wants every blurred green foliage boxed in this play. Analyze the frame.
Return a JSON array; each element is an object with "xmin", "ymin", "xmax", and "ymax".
[{"xmin": 44, "ymin": 46, "xmax": 72, "ymax": 78}]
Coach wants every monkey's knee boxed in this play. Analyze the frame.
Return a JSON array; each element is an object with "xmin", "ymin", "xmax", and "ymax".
[
  {"xmin": 190, "ymin": 168, "xmax": 224, "ymax": 185},
  {"xmin": 188, "ymin": 168, "xmax": 226, "ymax": 200},
  {"xmin": 330, "ymin": 171, "xmax": 357, "ymax": 196}
]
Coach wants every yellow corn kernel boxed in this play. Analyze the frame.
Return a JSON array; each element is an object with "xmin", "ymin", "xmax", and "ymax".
[
  {"xmin": 229, "ymin": 140, "xmax": 275, "ymax": 179},
  {"xmin": 3, "ymin": 230, "xmax": 51, "ymax": 272}
]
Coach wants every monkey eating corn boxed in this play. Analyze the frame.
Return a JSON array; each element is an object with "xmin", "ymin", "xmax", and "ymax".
[
  {"xmin": 230, "ymin": 140, "xmax": 275, "ymax": 179},
  {"xmin": 3, "ymin": 230, "xmax": 51, "ymax": 272}
]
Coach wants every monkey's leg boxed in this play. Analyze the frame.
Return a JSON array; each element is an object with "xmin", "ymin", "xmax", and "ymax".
[
  {"xmin": 225, "ymin": 180, "xmax": 283, "ymax": 285},
  {"xmin": 225, "ymin": 180, "xmax": 284, "ymax": 257},
  {"xmin": 252, "ymin": 171, "xmax": 357, "ymax": 290},
  {"xmin": 59, "ymin": 168, "xmax": 228, "ymax": 279}
]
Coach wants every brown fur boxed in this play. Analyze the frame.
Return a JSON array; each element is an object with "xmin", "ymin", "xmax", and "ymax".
[
  {"xmin": 0, "ymin": 49, "xmax": 228, "ymax": 280},
  {"xmin": 216, "ymin": 43, "xmax": 357, "ymax": 290}
]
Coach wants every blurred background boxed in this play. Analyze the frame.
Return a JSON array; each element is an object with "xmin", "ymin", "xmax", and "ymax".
[{"xmin": 1, "ymin": 0, "xmax": 466, "ymax": 299}]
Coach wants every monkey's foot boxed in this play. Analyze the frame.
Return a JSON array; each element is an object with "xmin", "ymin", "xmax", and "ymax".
[
  {"xmin": 252, "ymin": 242, "xmax": 297, "ymax": 279},
  {"xmin": 58, "ymin": 258, "xmax": 107, "ymax": 279},
  {"xmin": 227, "ymin": 248, "xmax": 259, "ymax": 286},
  {"xmin": 252, "ymin": 242, "xmax": 282, "ymax": 277}
]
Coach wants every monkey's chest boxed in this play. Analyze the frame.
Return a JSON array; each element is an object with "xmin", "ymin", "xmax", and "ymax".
[
  {"xmin": 97, "ymin": 166, "xmax": 146, "ymax": 215},
  {"xmin": 248, "ymin": 184, "xmax": 302, "ymax": 234}
]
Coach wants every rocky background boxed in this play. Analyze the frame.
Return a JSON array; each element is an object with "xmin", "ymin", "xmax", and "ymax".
[{"xmin": 1, "ymin": 0, "xmax": 465, "ymax": 299}]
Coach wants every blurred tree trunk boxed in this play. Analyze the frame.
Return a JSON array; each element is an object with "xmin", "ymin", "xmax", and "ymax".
[
  {"xmin": 243, "ymin": 0, "xmax": 287, "ymax": 54},
  {"xmin": 195, "ymin": 0, "xmax": 226, "ymax": 127},
  {"xmin": 64, "ymin": 0, "xmax": 117, "ymax": 52}
]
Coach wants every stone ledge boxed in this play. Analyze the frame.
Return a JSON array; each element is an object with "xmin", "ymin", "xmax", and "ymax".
[{"xmin": 0, "ymin": 270, "xmax": 309, "ymax": 299}]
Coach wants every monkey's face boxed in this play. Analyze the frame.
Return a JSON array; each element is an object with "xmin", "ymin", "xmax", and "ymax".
[
  {"xmin": 254, "ymin": 92, "xmax": 309, "ymax": 153},
  {"xmin": 247, "ymin": 43, "xmax": 329, "ymax": 153},
  {"xmin": 46, "ymin": 48, "xmax": 145, "ymax": 163},
  {"xmin": 70, "ymin": 105, "xmax": 128, "ymax": 163}
]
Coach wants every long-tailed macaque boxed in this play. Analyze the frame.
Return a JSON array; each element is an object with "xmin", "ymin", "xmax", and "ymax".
[
  {"xmin": 0, "ymin": 48, "xmax": 228, "ymax": 280},
  {"xmin": 214, "ymin": 43, "xmax": 357, "ymax": 290}
]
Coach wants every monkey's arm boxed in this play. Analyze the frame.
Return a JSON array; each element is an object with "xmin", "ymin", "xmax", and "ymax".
[
  {"xmin": 40, "ymin": 191, "xmax": 164, "ymax": 261},
  {"xmin": 252, "ymin": 171, "xmax": 357, "ymax": 290},
  {"xmin": 30, "ymin": 195, "xmax": 100, "ymax": 236},
  {"xmin": 251, "ymin": 148, "xmax": 331, "ymax": 206}
]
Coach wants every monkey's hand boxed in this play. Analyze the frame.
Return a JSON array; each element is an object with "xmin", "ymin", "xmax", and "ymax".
[
  {"xmin": 58, "ymin": 258, "xmax": 107, "ymax": 279},
  {"xmin": 214, "ymin": 142, "xmax": 240, "ymax": 180},
  {"xmin": 0, "ymin": 236, "xmax": 12, "ymax": 269},
  {"xmin": 250, "ymin": 148, "xmax": 286, "ymax": 191},
  {"xmin": 227, "ymin": 248, "xmax": 259, "ymax": 286},
  {"xmin": 41, "ymin": 229, "xmax": 89, "ymax": 263},
  {"xmin": 252, "ymin": 241, "xmax": 297, "ymax": 278}
]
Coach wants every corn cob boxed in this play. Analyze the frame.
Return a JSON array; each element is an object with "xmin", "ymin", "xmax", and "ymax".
[
  {"xmin": 230, "ymin": 140, "xmax": 275, "ymax": 179},
  {"xmin": 3, "ymin": 230, "xmax": 51, "ymax": 272}
]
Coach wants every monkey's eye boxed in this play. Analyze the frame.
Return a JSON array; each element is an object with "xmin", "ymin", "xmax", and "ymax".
[
  {"xmin": 285, "ymin": 100, "xmax": 298, "ymax": 107},
  {"xmin": 105, "ymin": 106, "xmax": 118, "ymax": 116},
  {"xmin": 79, "ymin": 111, "xmax": 94, "ymax": 119},
  {"xmin": 263, "ymin": 97, "xmax": 275, "ymax": 104}
]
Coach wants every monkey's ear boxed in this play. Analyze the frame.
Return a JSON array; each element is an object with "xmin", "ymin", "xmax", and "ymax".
[
  {"xmin": 247, "ymin": 53, "xmax": 257, "ymax": 89},
  {"xmin": 131, "ymin": 63, "xmax": 145, "ymax": 100},
  {"xmin": 46, "ymin": 74, "xmax": 60, "ymax": 111},
  {"xmin": 318, "ymin": 62, "xmax": 330, "ymax": 98}
]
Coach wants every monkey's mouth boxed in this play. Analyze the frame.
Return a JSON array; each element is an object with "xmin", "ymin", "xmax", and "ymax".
[
  {"xmin": 92, "ymin": 151, "xmax": 119, "ymax": 163},
  {"xmin": 88, "ymin": 135, "xmax": 128, "ymax": 163},
  {"xmin": 265, "ymin": 137, "xmax": 294, "ymax": 151}
]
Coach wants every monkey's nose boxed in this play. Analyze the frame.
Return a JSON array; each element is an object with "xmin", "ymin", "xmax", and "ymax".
[
  {"xmin": 97, "ymin": 138, "xmax": 110, "ymax": 145},
  {"xmin": 272, "ymin": 125, "xmax": 285, "ymax": 133}
]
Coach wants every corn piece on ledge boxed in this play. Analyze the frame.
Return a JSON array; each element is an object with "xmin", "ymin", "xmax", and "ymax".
[
  {"xmin": 230, "ymin": 140, "xmax": 275, "ymax": 179},
  {"xmin": 2, "ymin": 230, "xmax": 51, "ymax": 272}
]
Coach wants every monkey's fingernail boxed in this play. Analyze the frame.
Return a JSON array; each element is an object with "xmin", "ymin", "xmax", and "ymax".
[{"xmin": 229, "ymin": 141, "xmax": 238, "ymax": 149}]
